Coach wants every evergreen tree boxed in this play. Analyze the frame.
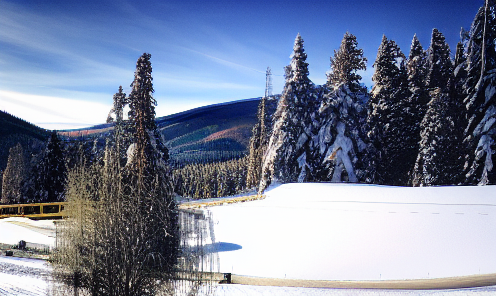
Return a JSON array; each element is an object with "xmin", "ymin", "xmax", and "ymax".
[
  {"xmin": 126, "ymin": 52, "xmax": 177, "ymax": 273},
  {"xmin": 366, "ymin": 36, "xmax": 412, "ymax": 185},
  {"xmin": 464, "ymin": 0, "xmax": 496, "ymax": 184},
  {"xmin": 411, "ymin": 29, "xmax": 465, "ymax": 185},
  {"xmin": 315, "ymin": 85, "xmax": 369, "ymax": 182},
  {"xmin": 412, "ymin": 89, "xmax": 462, "ymax": 186},
  {"xmin": 407, "ymin": 34, "xmax": 429, "ymax": 135},
  {"xmin": 260, "ymin": 33, "xmax": 317, "ymax": 192},
  {"xmin": 35, "ymin": 131, "xmax": 66, "ymax": 202},
  {"xmin": 311, "ymin": 32, "xmax": 369, "ymax": 182},
  {"xmin": 1, "ymin": 143, "xmax": 27, "ymax": 204},
  {"xmin": 426, "ymin": 29, "xmax": 453, "ymax": 91},
  {"xmin": 55, "ymin": 53, "xmax": 180, "ymax": 296},
  {"xmin": 246, "ymin": 93, "xmax": 270, "ymax": 191},
  {"xmin": 107, "ymin": 85, "xmax": 127, "ymax": 123},
  {"xmin": 327, "ymin": 32, "xmax": 367, "ymax": 92}
]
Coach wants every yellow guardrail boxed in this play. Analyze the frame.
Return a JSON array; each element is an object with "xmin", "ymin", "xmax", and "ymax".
[
  {"xmin": 0, "ymin": 202, "xmax": 68, "ymax": 219},
  {"xmin": 0, "ymin": 194, "xmax": 265, "ymax": 219}
]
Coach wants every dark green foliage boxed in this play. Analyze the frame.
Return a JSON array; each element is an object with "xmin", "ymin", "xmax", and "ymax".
[
  {"xmin": 1, "ymin": 143, "xmax": 28, "ymax": 204},
  {"xmin": 246, "ymin": 95, "xmax": 277, "ymax": 190},
  {"xmin": 464, "ymin": 0, "xmax": 496, "ymax": 185},
  {"xmin": 426, "ymin": 29, "xmax": 453, "ymax": 91},
  {"xmin": 261, "ymin": 33, "xmax": 318, "ymax": 191},
  {"xmin": 0, "ymin": 110, "xmax": 48, "ymax": 173},
  {"xmin": 366, "ymin": 36, "xmax": 413, "ymax": 185},
  {"xmin": 107, "ymin": 86, "xmax": 127, "ymax": 123},
  {"xmin": 173, "ymin": 156, "xmax": 248, "ymax": 199},
  {"xmin": 412, "ymin": 89, "xmax": 464, "ymax": 186},
  {"xmin": 327, "ymin": 32, "xmax": 367, "ymax": 92},
  {"xmin": 34, "ymin": 131, "xmax": 66, "ymax": 202},
  {"xmin": 55, "ymin": 53, "xmax": 179, "ymax": 296}
]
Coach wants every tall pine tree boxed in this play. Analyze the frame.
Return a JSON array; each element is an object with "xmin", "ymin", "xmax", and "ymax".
[
  {"xmin": 36, "ymin": 131, "xmax": 66, "ymax": 202},
  {"xmin": 366, "ymin": 36, "xmax": 413, "ymax": 185},
  {"xmin": 1, "ymin": 143, "xmax": 27, "ymax": 204},
  {"xmin": 464, "ymin": 0, "xmax": 496, "ymax": 185},
  {"xmin": 260, "ymin": 33, "xmax": 317, "ymax": 192},
  {"xmin": 312, "ymin": 32, "xmax": 369, "ymax": 182},
  {"xmin": 411, "ymin": 29, "xmax": 465, "ymax": 186},
  {"xmin": 327, "ymin": 32, "xmax": 367, "ymax": 92}
]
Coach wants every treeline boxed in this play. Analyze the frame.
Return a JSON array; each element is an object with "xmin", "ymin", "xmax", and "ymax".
[
  {"xmin": 248, "ymin": 0, "xmax": 496, "ymax": 192},
  {"xmin": 173, "ymin": 156, "xmax": 249, "ymax": 199}
]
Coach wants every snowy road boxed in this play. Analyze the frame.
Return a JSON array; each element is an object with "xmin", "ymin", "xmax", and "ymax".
[{"xmin": 0, "ymin": 256, "xmax": 52, "ymax": 296}]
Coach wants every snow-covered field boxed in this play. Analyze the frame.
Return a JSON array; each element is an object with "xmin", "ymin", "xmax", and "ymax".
[
  {"xmin": 0, "ymin": 217, "xmax": 56, "ymax": 247},
  {"xmin": 209, "ymin": 183, "xmax": 496, "ymax": 281},
  {"xmin": 1, "ymin": 183, "xmax": 496, "ymax": 295}
]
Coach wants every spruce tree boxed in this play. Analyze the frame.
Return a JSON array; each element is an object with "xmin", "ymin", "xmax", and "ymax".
[
  {"xmin": 406, "ymin": 34, "xmax": 429, "ymax": 135},
  {"xmin": 37, "ymin": 131, "xmax": 66, "ymax": 202},
  {"xmin": 1, "ymin": 143, "xmax": 27, "ymax": 204},
  {"xmin": 464, "ymin": 0, "xmax": 496, "ymax": 185},
  {"xmin": 327, "ymin": 32, "xmax": 367, "ymax": 92},
  {"xmin": 260, "ymin": 33, "xmax": 316, "ymax": 192},
  {"xmin": 126, "ymin": 52, "xmax": 177, "ymax": 273},
  {"xmin": 312, "ymin": 32, "xmax": 369, "ymax": 182},
  {"xmin": 411, "ymin": 29, "xmax": 465, "ymax": 186},
  {"xmin": 246, "ymin": 94, "xmax": 270, "ymax": 191},
  {"xmin": 426, "ymin": 29, "xmax": 453, "ymax": 91},
  {"xmin": 412, "ymin": 89, "xmax": 462, "ymax": 186},
  {"xmin": 366, "ymin": 36, "xmax": 412, "ymax": 185}
]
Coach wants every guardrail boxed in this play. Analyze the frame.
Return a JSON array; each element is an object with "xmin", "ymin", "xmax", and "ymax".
[
  {"xmin": 0, "ymin": 195, "xmax": 265, "ymax": 220},
  {"xmin": 178, "ymin": 194, "xmax": 265, "ymax": 209},
  {"xmin": 0, "ymin": 202, "xmax": 67, "ymax": 219}
]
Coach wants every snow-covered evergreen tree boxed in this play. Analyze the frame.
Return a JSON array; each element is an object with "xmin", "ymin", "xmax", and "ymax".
[
  {"xmin": 314, "ymin": 85, "xmax": 369, "ymax": 182},
  {"xmin": 412, "ymin": 89, "xmax": 462, "ymax": 186},
  {"xmin": 310, "ymin": 32, "xmax": 369, "ymax": 182},
  {"xmin": 411, "ymin": 29, "xmax": 465, "ymax": 186},
  {"xmin": 34, "ymin": 131, "xmax": 66, "ymax": 202},
  {"xmin": 426, "ymin": 29, "xmax": 453, "ymax": 91},
  {"xmin": 407, "ymin": 35, "xmax": 429, "ymax": 144},
  {"xmin": 1, "ymin": 143, "xmax": 27, "ymax": 204},
  {"xmin": 125, "ymin": 52, "xmax": 178, "ymax": 273},
  {"xmin": 327, "ymin": 32, "xmax": 367, "ymax": 92},
  {"xmin": 107, "ymin": 85, "xmax": 127, "ymax": 123},
  {"xmin": 464, "ymin": 0, "xmax": 496, "ymax": 185},
  {"xmin": 259, "ymin": 34, "xmax": 317, "ymax": 192},
  {"xmin": 246, "ymin": 91, "xmax": 271, "ymax": 191},
  {"xmin": 365, "ymin": 36, "xmax": 413, "ymax": 185}
]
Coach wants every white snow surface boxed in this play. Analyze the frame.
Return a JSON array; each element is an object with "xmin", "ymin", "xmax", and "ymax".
[
  {"xmin": 208, "ymin": 183, "xmax": 496, "ymax": 281},
  {"xmin": 0, "ymin": 218, "xmax": 56, "ymax": 247}
]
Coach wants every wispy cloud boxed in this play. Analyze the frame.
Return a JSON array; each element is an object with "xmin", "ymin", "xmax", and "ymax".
[
  {"xmin": 180, "ymin": 46, "xmax": 266, "ymax": 75},
  {"xmin": 0, "ymin": 90, "xmax": 111, "ymax": 130}
]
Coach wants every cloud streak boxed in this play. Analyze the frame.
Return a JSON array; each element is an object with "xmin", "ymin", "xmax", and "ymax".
[{"xmin": 0, "ymin": 90, "xmax": 111, "ymax": 130}]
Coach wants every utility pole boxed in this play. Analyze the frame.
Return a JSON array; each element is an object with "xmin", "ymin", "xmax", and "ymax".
[{"xmin": 265, "ymin": 67, "xmax": 273, "ymax": 98}]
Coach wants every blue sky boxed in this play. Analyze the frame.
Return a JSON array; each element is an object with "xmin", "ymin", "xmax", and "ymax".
[{"xmin": 0, "ymin": 0, "xmax": 482, "ymax": 130}]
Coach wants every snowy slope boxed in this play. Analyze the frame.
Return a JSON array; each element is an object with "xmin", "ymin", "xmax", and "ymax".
[{"xmin": 208, "ymin": 183, "xmax": 496, "ymax": 281}]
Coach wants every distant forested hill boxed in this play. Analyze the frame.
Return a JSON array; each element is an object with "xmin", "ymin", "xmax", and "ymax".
[
  {"xmin": 57, "ymin": 98, "xmax": 277, "ymax": 166},
  {"xmin": 0, "ymin": 110, "xmax": 49, "ymax": 172}
]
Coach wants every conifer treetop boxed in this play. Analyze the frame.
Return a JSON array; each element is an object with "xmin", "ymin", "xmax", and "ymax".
[
  {"xmin": 290, "ymin": 33, "xmax": 310, "ymax": 85},
  {"xmin": 371, "ymin": 35, "xmax": 406, "ymax": 95},
  {"xmin": 327, "ymin": 32, "xmax": 367, "ymax": 91},
  {"xmin": 426, "ymin": 28, "xmax": 453, "ymax": 91}
]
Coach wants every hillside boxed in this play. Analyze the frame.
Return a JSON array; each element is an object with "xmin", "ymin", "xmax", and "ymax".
[
  {"xmin": 0, "ymin": 111, "xmax": 49, "ymax": 172},
  {"xmin": 57, "ymin": 97, "xmax": 278, "ymax": 166}
]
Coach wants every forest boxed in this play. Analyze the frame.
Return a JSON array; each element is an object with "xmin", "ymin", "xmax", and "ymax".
[{"xmin": 1, "ymin": 0, "xmax": 495, "ymax": 205}]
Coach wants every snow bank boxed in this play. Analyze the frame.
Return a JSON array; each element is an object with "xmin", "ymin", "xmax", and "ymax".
[
  {"xmin": 0, "ymin": 217, "xmax": 56, "ymax": 247},
  {"xmin": 208, "ymin": 183, "xmax": 496, "ymax": 281}
]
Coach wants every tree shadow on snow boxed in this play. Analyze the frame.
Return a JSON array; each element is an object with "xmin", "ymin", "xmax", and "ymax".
[{"xmin": 203, "ymin": 242, "xmax": 242, "ymax": 254}]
